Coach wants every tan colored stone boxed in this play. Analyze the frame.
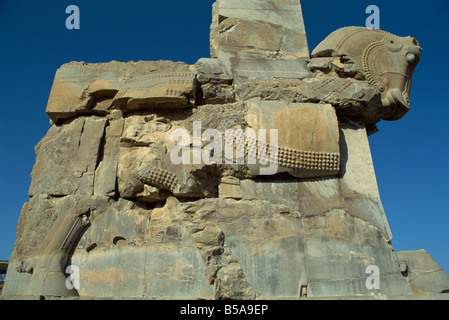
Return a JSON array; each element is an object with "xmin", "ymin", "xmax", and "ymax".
[
  {"xmin": 46, "ymin": 61, "xmax": 196, "ymax": 123},
  {"xmin": 210, "ymin": 1, "xmax": 219, "ymax": 58},
  {"xmin": 246, "ymin": 98, "xmax": 340, "ymax": 178},
  {"xmin": 312, "ymin": 26, "xmax": 422, "ymax": 121},
  {"xmin": 218, "ymin": 176, "xmax": 242, "ymax": 199},
  {"xmin": 235, "ymin": 76, "xmax": 382, "ymax": 135},
  {"xmin": 215, "ymin": 0, "xmax": 310, "ymax": 81},
  {"xmin": 93, "ymin": 118, "xmax": 124, "ymax": 197},
  {"xmin": 29, "ymin": 116, "xmax": 107, "ymax": 197},
  {"xmin": 5, "ymin": 0, "xmax": 437, "ymax": 301},
  {"xmin": 396, "ymin": 250, "xmax": 449, "ymax": 294}
]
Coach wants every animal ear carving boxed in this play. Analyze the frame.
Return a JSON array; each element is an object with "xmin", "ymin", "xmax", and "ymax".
[{"xmin": 312, "ymin": 26, "xmax": 422, "ymax": 121}]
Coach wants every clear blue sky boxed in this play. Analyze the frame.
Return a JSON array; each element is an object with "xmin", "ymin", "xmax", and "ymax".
[{"xmin": 0, "ymin": 0, "xmax": 448, "ymax": 276}]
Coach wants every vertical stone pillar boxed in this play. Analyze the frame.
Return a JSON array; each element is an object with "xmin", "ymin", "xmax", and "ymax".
[{"xmin": 212, "ymin": 0, "xmax": 311, "ymax": 81}]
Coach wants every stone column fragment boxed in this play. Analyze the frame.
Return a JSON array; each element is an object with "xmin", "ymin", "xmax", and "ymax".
[{"xmin": 213, "ymin": 0, "xmax": 310, "ymax": 81}]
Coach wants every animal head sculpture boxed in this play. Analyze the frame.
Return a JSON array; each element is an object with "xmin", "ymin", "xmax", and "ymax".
[{"xmin": 312, "ymin": 27, "xmax": 422, "ymax": 121}]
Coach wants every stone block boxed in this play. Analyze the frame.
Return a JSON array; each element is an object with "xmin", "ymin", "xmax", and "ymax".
[
  {"xmin": 29, "ymin": 117, "xmax": 107, "ymax": 197},
  {"xmin": 4, "ymin": 0, "xmax": 435, "ymax": 301},
  {"xmin": 218, "ymin": 176, "xmax": 242, "ymax": 199},
  {"xmin": 215, "ymin": 0, "xmax": 310, "ymax": 81},
  {"xmin": 246, "ymin": 98, "xmax": 340, "ymax": 178},
  {"xmin": 46, "ymin": 61, "xmax": 196, "ymax": 123},
  {"xmin": 396, "ymin": 250, "xmax": 449, "ymax": 294}
]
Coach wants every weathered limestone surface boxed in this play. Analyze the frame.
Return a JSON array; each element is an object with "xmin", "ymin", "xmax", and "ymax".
[
  {"xmin": 29, "ymin": 117, "xmax": 107, "ymax": 196},
  {"xmin": 5, "ymin": 0, "xmax": 446, "ymax": 300},
  {"xmin": 312, "ymin": 26, "xmax": 421, "ymax": 123},
  {"xmin": 46, "ymin": 61, "xmax": 196, "ymax": 124},
  {"xmin": 396, "ymin": 250, "xmax": 449, "ymax": 294},
  {"xmin": 213, "ymin": 0, "xmax": 310, "ymax": 81}
]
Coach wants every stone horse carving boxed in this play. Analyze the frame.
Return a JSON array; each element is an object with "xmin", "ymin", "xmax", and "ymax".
[
  {"xmin": 312, "ymin": 26, "xmax": 422, "ymax": 121},
  {"xmin": 9, "ymin": 27, "xmax": 422, "ymax": 298}
]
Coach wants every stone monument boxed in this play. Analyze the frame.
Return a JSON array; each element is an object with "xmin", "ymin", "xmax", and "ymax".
[{"xmin": 3, "ymin": 0, "xmax": 449, "ymax": 299}]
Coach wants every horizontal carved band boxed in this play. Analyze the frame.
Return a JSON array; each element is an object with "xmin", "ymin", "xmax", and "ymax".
[
  {"xmin": 122, "ymin": 73, "xmax": 195, "ymax": 84},
  {"xmin": 227, "ymin": 135, "xmax": 340, "ymax": 172}
]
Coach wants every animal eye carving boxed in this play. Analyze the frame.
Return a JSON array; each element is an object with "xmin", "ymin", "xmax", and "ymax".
[
  {"xmin": 406, "ymin": 53, "xmax": 416, "ymax": 65},
  {"xmin": 385, "ymin": 37, "xmax": 403, "ymax": 52}
]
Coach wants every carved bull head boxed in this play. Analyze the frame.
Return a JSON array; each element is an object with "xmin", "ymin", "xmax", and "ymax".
[{"xmin": 312, "ymin": 26, "xmax": 422, "ymax": 121}]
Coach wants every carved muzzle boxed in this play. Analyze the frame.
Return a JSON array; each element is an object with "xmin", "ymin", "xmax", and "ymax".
[
  {"xmin": 312, "ymin": 27, "xmax": 422, "ymax": 122},
  {"xmin": 364, "ymin": 35, "xmax": 422, "ymax": 120}
]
